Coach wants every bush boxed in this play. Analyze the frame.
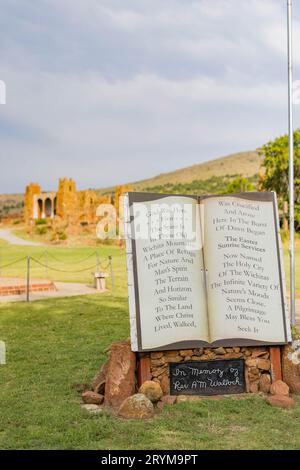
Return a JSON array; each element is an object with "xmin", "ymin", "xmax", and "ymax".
[
  {"xmin": 35, "ymin": 225, "xmax": 48, "ymax": 235},
  {"xmin": 59, "ymin": 232, "xmax": 67, "ymax": 241},
  {"xmin": 35, "ymin": 219, "xmax": 47, "ymax": 226}
]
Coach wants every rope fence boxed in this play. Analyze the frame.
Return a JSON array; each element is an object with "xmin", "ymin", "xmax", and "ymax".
[{"xmin": 0, "ymin": 250, "xmax": 115, "ymax": 301}]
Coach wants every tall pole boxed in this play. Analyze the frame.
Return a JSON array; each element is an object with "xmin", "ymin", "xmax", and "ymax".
[{"xmin": 287, "ymin": 0, "xmax": 295, "ymax": 325}]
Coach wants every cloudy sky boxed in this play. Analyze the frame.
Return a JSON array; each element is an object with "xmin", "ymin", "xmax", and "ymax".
[{"xmin": 0, "ymin": 0, "xmax": 300, "ymax": 194}]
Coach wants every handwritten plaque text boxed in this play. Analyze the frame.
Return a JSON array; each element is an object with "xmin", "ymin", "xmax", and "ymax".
[{"xmin": 169, "ymin": 359, "xmax": 246, "ymax": 396}]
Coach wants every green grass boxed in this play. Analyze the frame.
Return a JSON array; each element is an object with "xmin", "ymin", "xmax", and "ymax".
[
  {"xmin": 0, "ymin": 294, "xmax": 299, "ymax": 450},
  {"xmin": 0, "ymin": 241, "xmax": 127, "ymax": 291},
  {"xmin": 0, "ymin": 240, "xmax": 300, "ymax": 449}
]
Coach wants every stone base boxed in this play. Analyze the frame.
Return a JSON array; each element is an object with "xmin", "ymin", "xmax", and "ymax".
[
  {"xmin": 138, "ymin": 346, "xmax": 273, "ymax": 396},
  {"xmin": 86, "ymin": 342, "xmax": 298, "ymax": 418}
]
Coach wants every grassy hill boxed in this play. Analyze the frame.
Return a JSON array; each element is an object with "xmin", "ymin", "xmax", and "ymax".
[
  {"xmin": 98, "ymin": 150, "xmax": 262, "ymax": 195},
  {"xmin": 0, "ymin": 193, "xmax": 24, "ymax": 219},
  {"xmin": 133, "ymin": 150, "xmax": 262, "ymax": 190}
]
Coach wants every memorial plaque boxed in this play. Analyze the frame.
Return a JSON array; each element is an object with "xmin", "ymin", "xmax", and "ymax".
[{"xmin": 169, "ymin": 359, "xmax": 246, "ymax": 396}]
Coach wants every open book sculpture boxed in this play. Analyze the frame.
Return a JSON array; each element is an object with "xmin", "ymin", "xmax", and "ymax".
[{"xmin": 124, "ymin": 192, "xmax": 291, "ymax": 352}]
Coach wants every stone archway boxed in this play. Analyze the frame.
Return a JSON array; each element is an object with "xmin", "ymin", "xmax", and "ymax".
[
  {"xmin": 45, "ymin": 198, "xmax": 52, "ymax": 218},
  {"xmin": 37, "ymin": 199, "xmax": 43, "ymax": 219}
]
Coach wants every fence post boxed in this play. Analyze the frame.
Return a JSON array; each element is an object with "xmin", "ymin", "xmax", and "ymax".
[
  {"xmin": 26, "ymin": 256, "xmax": 30, "ymax": 302},
  {"xmin": 108, "ymin": 255, "xmax": 114, "ymax": 292}
]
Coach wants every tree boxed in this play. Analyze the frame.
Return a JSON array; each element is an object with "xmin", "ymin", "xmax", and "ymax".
[
  {"xmin": 225, "ymin": 176, "xmax": 254, "ymax": 194},
  {"xmin": 259, "ymin": 129, "xmax": 300, "ymax": 229},
  {"xmin": 259, "ymin": 129, "xmax": 300, "ymax": 203}
]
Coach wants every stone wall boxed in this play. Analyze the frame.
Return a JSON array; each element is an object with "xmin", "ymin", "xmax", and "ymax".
[
  {"xmin": 143, "ymin": 346, "xmax": 271, "ymax": 395},
  {"xmin": 56, "ymin": 178, "xmax": 78, "ymax": 222},
  {"xmin": 24, "ymin": 183, "xmax": 41, "ymax": 223}
]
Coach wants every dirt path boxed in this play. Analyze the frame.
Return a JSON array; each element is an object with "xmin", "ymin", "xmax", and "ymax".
[{"xmin": 0, "ymin": 228, "xmax": 44, "ymax": 246}]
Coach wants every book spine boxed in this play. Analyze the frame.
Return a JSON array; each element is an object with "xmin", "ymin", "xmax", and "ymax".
[{"xmin": 123, "ymin": 194, "xmax": 138, "ymax": 351}]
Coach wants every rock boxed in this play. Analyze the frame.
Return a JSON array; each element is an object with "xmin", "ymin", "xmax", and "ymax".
[
  {"xmin": 249, "ymin": 382, "xmax": 259, "ymax": 393},
  {"xmin": 224, "ymin": 353, "xmax": 243, "ymax": 359},
  {"xmin": 248, "ymin": 367, "xmax": 260, "ymax": 377},
  {"xmin": 252, "ymin": 349, "xmax": 268, "ymax": 358},
  {"xmin": 179, "ymin": 350, "xmax": 193, "ymax": 357},
  {"xmin": 164, "ymin": 352, "xmax": 182, "ymax": 362},
  {"xmin": 165, "ymin": 351, "xmax": 181, "ymax": 358},
  {"xmin": 81, "ymin": 404, "xmax": 103, "ymax": 413},
  {"xmin": 151, "ymin": 357, "xmax": 166, "ymax": 367},
  {"xmin": 152, "ymin": 366, "xmax": 167, "ymax": 378},
  {"xmin": 156, "ymin": 401, "xmax": 164, "ymax": 410},
  {"xmin": 282, "ymin": 341, "xmax": 300, "ymax": 394},
  {"xmin": 92, "ymin": 361, "xmax": 108, "ymax": 394},
  {"xmin": 256, "ymin": 358, "xmax": 271, "ymax": 371},
  {"xmin": 270, "ymin": 380, "xmax": 289, "ymax": 397},
  {"xmin": 157, "ymin": 395, "xmax": 177, "ymax": 409},
  {"xmin": 265, "ymin": 395, "xmax": 295, "ymax": 409},
  {"xmin": 104, "ymin": 340, "xmax": 136, "ymax": 409},
  {"xmin": 259, "ymin": 374, "xmax": 271, "ymax": 393},
  {"xmin": 151, "ymin": 352, "xmax": 163, "ymax": 359},
  {"xmin": 161, "ymin": 394, "xmax": 177, "ymax": 405},
  {"xmin": 192, "ymin": 348, "xmax": 204, "ymax": 356},
  {"xmin": 214, "ymin": 347, "xmax": 226, "ymax": 355},
  {"xmin": 118, "ymin": 394, "xmax": 154, "ymax": 419},
  {"xmin": 245, "ymin": 358, "xmax": 258, "ymax": 368},
  {"xmin": 233, "ymin": 347, "xmax": 241, "ymax": 353},
  {"xmin": 159, "ymin": 375, "xmax": 170, "ymax": 395},
  {"xmin": 82, "ymin": 391, "xmax": 104, "ymax": 405},
  {"xmin": 139, "ymin": 380, "xmax": 163, "ymax": 403}
]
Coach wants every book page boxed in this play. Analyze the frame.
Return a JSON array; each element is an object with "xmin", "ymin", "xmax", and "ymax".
[
  {"xmin": 130, "ymin": 195, "xmax": 208, "ymax": 350},
  {"xmin": 202, "ymin": 193, "xmax": 288, "ymax": 344}
]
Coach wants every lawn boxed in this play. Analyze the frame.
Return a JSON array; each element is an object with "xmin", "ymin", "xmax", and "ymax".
[
  {"xmin": 0, "ymin": 240, "xmax": 127, "ymax": 291},
  {"xmin": 0, "ymin": 240, "xmax": 300, "ymax": 449},
  {"xmin": 0, "ymin": 294, "xmax": 300, "ymax": 450}
]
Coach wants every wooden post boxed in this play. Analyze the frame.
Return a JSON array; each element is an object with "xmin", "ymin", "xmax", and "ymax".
[
  {"xmin": 270, "ymin": 346, "xmax": 282, "ymax": 382},
  {"xmin": 109, "ymin": 256, "xmax": 114, "ymax": 291},
  {"xmin": 137, "ymin": 354, "xmax": 151, "ymax": 387},
  {"xmin": 26, "ymin": 256, "xmax": 30, "ymax": 302}
]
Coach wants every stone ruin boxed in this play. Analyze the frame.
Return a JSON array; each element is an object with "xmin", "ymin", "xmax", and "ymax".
[
  {"xmin": 24, "ymin": 178, "xmax": 111, "ymax": 226},
  {"xmin": 24, "ymin": 180, "xmax": 132, "ymax": 238}
]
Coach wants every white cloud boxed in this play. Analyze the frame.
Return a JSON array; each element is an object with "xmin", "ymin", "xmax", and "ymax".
[{"xmin": 0, "ymin": 0, "xmax": 299, "ymax": 193}]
